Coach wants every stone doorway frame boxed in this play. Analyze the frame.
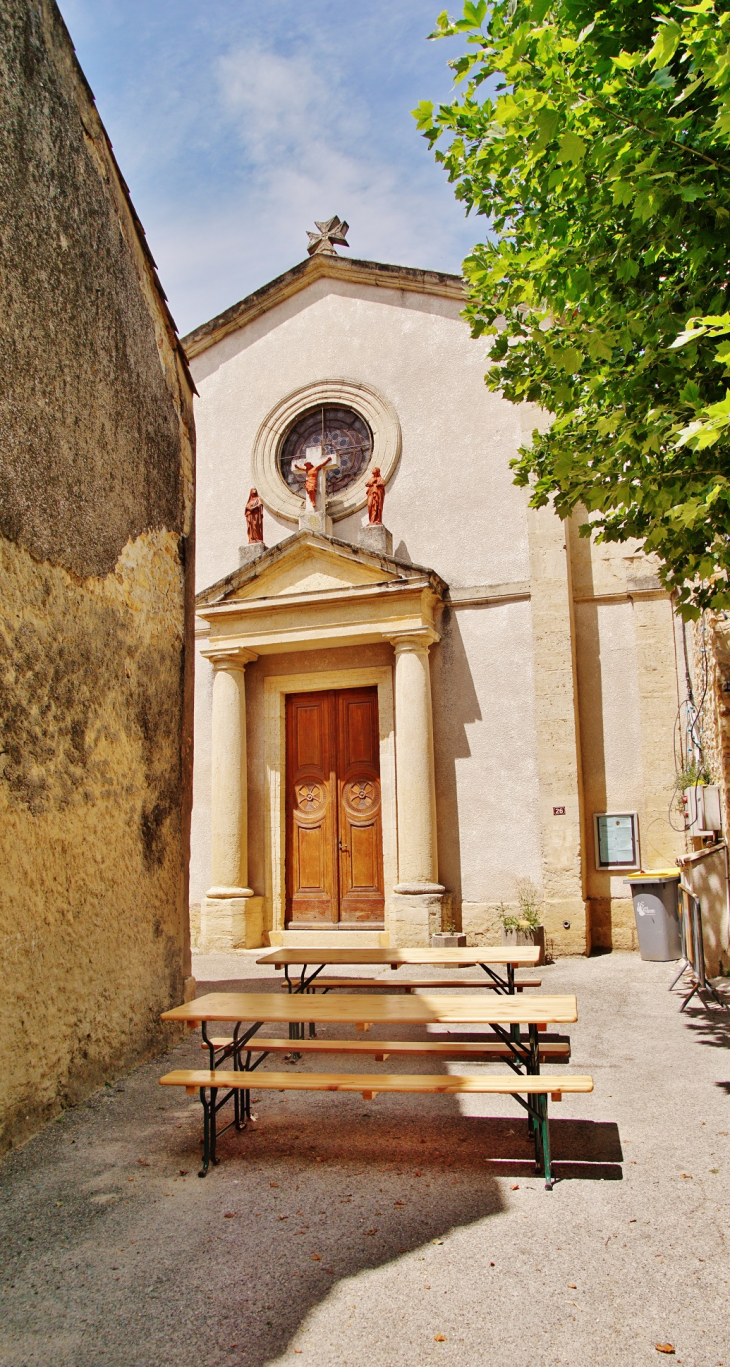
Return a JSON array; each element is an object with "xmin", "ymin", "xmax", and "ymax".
[{"xmin": 263, "ymin": 665, "xmax": 397, "ymax": 943}]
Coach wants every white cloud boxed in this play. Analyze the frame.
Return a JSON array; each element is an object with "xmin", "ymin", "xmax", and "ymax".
[
  {"xmin": 219, "ymin": 44, "xmax": 341, "ymax": 165},
  {"xmin": 58, "ymin": 4, "xmax": 478, "ymax": 334}
]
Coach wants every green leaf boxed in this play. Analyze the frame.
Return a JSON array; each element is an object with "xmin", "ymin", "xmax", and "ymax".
[
  {"xmin": 535, "ymin": 108, "xmax": 560, "ymax": 148},
  {"xmin": 648, "ymin": 19, "xmax": 682, "ymax": 70},
  {"xmin": 556, "ymin": 347, "xmax": 583, "ymax": 374},
  {"xmin": 557, "ymin": 130, "xmax": 586, "ymax": 164},
  {"xmin": 671, "ymin": 75, "xmax": 705, "ymax": 106},
  {"xmin": 462, "ymin": 1, "xmax": 487, "ymax": 25},
  {"xmin": 412, "ymin": 100, "xmax": 435, "ymax": 131},
  {"xmin": 418, "ymin": 0, "xmax": 730, "ymax": 615}
]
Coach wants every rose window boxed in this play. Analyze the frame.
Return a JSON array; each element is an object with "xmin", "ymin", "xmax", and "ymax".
[{"xmin": 279, "ymin": 406, "xmax": 372, "ymax": 499}]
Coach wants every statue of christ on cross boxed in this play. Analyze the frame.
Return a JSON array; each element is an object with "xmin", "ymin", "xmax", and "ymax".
[{"xmin": 292, "ymin": 443, "xmax": 339, "ymax": 512}]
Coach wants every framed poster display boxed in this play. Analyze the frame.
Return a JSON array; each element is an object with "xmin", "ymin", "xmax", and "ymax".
[{"xmin": 594, "ymin": 812, "xmax": 640, "ymax": 871}]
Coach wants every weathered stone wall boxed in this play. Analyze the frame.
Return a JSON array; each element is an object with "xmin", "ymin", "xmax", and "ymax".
[
  {"xmin": 690, "ymin": 613, "xmax": 730, "ymax": 832},
  {"xmin": 0, "ymin": 0, "xmax": 195, "ymax": 1153}
]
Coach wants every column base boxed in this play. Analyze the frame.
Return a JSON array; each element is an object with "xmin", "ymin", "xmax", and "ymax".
[
  {"xmin": 200, "ymin": 893, "xmax": 264, "ymax": 951},
  {"xmin": 389, "ymin": 884, "xmax": 446, "ymax": 948}
]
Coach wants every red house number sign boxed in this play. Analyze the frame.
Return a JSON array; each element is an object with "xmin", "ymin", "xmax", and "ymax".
[{"xmin": 553, "ymin": 806, "xmax": 566, "ymax": 816}]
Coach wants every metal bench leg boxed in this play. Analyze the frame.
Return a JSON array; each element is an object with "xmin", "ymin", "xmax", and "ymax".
[
  {"xmin": 525, "ymin": 1024, "xmax": 540, "ymax": 1135},
  {"xmin": 199, "ymin": 1086, "xmax": 219, "ymax": 1178},
  {"xmin": 538, "ymin": 1094, "xmax": 554, "ymax": 1190},
  {"xmin": 531, "ymin": 1098, "xmax": 542, "ymax": 1168}
]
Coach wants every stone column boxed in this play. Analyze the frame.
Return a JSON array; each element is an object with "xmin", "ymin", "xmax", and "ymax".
[
  {"xmin": 200, "ymin": 649, "xmax": 263, "ymax": 950},
  {"xmin": 390, "ymin": 631, "xmax": 445, "ymax": 946},
  {"xmin": 527, "ymin": 505, "xmax": 588, "ymax": 955}
]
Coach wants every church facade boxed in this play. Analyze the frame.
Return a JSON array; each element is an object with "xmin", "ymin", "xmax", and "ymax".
[{"xmin": 184, "ymin": 230, "xmax": 684, "ymax": 958}]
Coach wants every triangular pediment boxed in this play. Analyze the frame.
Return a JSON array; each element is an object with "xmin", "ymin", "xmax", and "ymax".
[
  {"xmin": 196, "ymin": 532, "xmax": 442, "ymax": 609},
  {"xmin": 232, "ymin": 543, "xmax": 397, "ymax": 600},
  {"xmin": 182, "ymin": 254, "xmax": 464, "ymax": 361}
]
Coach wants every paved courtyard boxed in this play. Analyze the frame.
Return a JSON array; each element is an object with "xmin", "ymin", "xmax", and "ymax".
[{"xmin": 1, "ymin": 952, "xmax": 729, "ymax": 1367}]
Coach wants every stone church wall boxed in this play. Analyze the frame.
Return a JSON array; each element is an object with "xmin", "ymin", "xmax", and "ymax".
[
  {"xmin": 188, "ymin": 278, "xmax": 543, "ymax": 937},
  {"xmin": 187, "ymin": 259, "xmax": 685, "ymax": 955},
  {"xmin": 0, "ymin": 0, "xmax": 195, "ymax": 1153}
]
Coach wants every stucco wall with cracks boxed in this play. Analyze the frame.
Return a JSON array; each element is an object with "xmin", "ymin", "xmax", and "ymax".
[{"xmin": 0, "ymin": 0, "xmax": 195, "ymax": 1153}]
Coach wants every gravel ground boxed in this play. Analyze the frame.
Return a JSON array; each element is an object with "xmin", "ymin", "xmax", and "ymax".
[{"xmin": 1, "ymin": 951, "xmax": 729, "ymax": 1367}]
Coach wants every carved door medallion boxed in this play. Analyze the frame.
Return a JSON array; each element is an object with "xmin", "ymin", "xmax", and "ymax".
[{"xmin": 285, "ymin": 687, "xmax": 385, "ymax": 927}]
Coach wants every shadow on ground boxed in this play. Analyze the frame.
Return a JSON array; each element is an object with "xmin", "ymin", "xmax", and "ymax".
[{"xmin": 0, "ymin": 973, "xmax": 615, "ymax": 1367}]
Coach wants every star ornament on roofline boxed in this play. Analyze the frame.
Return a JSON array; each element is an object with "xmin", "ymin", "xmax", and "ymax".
[{"xmin": 306, "ymin": 216, "xmax": 350, "ymax": 257}]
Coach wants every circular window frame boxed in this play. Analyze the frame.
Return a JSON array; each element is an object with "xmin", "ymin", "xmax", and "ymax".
[{"xmin": 251, "ymin": 379, "xmax": 401, "ymax": 523}]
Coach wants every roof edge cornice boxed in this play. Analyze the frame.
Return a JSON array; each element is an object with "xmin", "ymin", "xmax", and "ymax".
[
  {"xmin": 182, "ymin": 255, "xmax": 466, "ymax": 360},
  {"xmin": 195, "ymin": 530, "xmax": 448, "ymax": 607}
]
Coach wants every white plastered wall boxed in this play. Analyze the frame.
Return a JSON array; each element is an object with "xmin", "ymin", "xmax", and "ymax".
[
  {"xmin": 189, "ymin": 276, "xmax": 539, "ymax": 928},
  {"xmin": 189, "ymin": 270, "xmax": 682, "ymax": 950}
]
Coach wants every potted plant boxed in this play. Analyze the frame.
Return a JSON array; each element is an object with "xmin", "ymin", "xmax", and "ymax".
[
  {"xmin": 431, "ymin": 913, "xmax": 466, "ymax": 949},
  {"xmin": 498, "ymin": 878, "xmax": 545, "ymax": 963}
]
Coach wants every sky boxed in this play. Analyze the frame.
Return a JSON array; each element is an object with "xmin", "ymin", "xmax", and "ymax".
[{"xmin": 56, "ymin": 1, "xmax": 479, "ymax": 337}]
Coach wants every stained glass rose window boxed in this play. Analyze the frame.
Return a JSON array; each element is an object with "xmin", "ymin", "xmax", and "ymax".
[{"xmin": 279, "ymin": 406, "xmax": 372, "ymax": 498}]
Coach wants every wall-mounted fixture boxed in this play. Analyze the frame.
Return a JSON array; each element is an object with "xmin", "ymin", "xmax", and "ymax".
[
  {"xmin": 684, "ymin": 784, "xmax": 722, "ymax": 834},
  {"xmin": 594, "ymin": 812, "xmax": 640, "ymax": 871}
]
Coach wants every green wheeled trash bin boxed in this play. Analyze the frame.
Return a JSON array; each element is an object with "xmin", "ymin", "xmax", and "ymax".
[{"xmin": 626, "ymin": 871, "xmax": 682, "ymax": 961}]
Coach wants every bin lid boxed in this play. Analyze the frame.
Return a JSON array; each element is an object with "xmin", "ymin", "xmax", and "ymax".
[{"xmin": 624, "ymin": 868, "xmax": 680, "ymax": 884}]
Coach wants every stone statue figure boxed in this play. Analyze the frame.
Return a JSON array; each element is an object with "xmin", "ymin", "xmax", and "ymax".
[
  {"xmin": 292, "ymin": 453, "xmax": 335, "ymax": 509},
  {"xmin": 366, "ymin": 467, "xmax": 385, "ymax": 525},
  {"xmin": 245, "ymin": 487, "xmax": 264, "ymax": 543},
  {"xmin": 301, "ymin": 462, "xmax": 319, "ymax": 509}
]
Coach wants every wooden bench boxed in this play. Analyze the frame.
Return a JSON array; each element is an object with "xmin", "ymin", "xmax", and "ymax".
[
  {"xmin": 201, "ymin": 1035, "xmax": 571, "ymax": 1063},
  {"xmin": 305, "ymin": 976, "xmax": 542, "ymax": 994},
  {"xmin": 161, "ymin": 1067, "xmax": 593, "ymax": 1188}
]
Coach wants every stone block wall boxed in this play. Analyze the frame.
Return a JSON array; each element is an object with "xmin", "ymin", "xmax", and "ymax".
[{"xmin": 0, "ymin": 0, "xmax": 195, "ymax": 1153}]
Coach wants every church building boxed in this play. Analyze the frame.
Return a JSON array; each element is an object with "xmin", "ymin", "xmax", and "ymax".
[{"xmin": 184, "ymin": 219, "xmax": 684, "ymax": 958}]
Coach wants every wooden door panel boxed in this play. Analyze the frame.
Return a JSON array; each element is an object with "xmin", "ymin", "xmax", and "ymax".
[
  {"xmin": 286, "ymin": 686, "xmax": 385, "ymax": 927},
  {"xmin": 349, "ymin": 823, "xmax": 377, "ymax": 889},
  {"xmin": 297, "ymin": 825, "xmax": 324, "ymax": 891},
  {"xmin": 295, "ymin": 701, "xmax": 324, "ymax": 767},
  {"xmin": 340, "ymin": 695, "xmax": 378, "ymax": 768},
  {"xmin": 285, "ymin": 692, "xmax": 337, "ymax": 925},
  {"xmin": 337, "ymin": 687, "xmax": 385, "ymax": 924}
]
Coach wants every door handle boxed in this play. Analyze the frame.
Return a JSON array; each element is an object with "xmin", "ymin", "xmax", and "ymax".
[{"xmin": 339, "ymin": 839, "xmax": 349, "ymax": 853}]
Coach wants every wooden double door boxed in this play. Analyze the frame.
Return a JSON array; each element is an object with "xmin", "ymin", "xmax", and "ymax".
[{"xmin": 285, "ymin": 687, "xmax": 385, "ymax": 927}]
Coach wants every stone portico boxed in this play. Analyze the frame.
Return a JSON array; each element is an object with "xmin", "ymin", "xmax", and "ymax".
[{"xmin": 196, "ymin": 532, "xmax": 448, "ymax": 949}]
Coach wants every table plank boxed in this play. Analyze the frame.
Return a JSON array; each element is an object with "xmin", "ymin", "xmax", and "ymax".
[
  {"xmin": 161, "ymin": 991, "xmax": 577, "ymax": 1026},
  {"xmin": 256, "ymin": 947, "xmax": 541, "ymax": 967}
]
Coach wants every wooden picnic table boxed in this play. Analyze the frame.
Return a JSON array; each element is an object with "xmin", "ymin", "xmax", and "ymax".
[
  {"xmin": 160, "ymin": 991, "xmax": 581, "ymax": 1184},
  {"xmin": 163, "ymin": 990, "xmax": 573, "ymax": 1029},
  {"xmin": 256, "ymin": 945, "xmax": 541, "ymax": 996},
  {"xmin": 162, "ymin": 991, "xmax": 575, "ymax": 1074}
]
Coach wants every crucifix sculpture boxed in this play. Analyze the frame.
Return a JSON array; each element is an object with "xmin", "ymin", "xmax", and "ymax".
[
  {"xmin": 306, "ymin": 216, "xmax": 350, "ymax": 257},
  {"xmin": 292, "ymin": 445, "xmax": 338, "ymax": 511}
]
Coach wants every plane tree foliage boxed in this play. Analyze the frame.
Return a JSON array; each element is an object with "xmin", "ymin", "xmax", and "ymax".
[{"xmin": 414, "ymin": 0, "xmax": 730, "ymax": 614}]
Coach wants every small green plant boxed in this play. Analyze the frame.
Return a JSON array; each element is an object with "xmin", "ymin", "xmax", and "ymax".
[
  {"xmin": 670, "ymin": 761, "xmax": 713, "ymax": 818},
  {"xmin": 674, "ymin": 761, "xmax": 712, "ymax": 792},
  {"xmin": 498, "ymin": 879, "xmax": 542, "ymax": 933}
]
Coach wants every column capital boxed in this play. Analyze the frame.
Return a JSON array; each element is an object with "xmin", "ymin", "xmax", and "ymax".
[
  {"xmin": 390, "ymin": 629, "xmax": 439, "ymax": 657},
  {"xmin": 203, "ymin": 646, "xmax": 259, "ymax": 671}
]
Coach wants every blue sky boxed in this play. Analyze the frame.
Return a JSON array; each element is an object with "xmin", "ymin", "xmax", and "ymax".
[{"xmin": 56, "ymin": 1, "xmax": 478, "ymax": 336}]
